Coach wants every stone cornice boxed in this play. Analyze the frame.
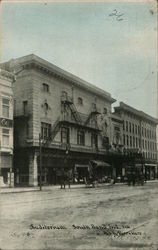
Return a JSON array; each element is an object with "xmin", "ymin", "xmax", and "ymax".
[
  {"xmin": 0, "ymin": 68, "xmax": 14, "ymax": 81},
  {"xmin": 114, "ymin": 102, "xmax": 158, "ymax": 124},
  {"xmin": 1, "ymin": 54, "xmax": 116, "ymax": 103},
  {"xmin": 24, "ymin": 61, "xmax": 116, "ymax": 103}
]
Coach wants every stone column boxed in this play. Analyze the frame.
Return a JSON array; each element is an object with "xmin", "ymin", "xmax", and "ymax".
[{"xmin": 29, "ymin": 151, "xmax": 38, "ymax": 186}]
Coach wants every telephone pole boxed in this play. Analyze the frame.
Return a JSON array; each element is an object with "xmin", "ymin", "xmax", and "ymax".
[{"xmin": 39, "ymin": 133, "xmax": 42, "ymax": 191}]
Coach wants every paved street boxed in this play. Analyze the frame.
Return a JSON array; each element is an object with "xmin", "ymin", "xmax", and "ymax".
[{"xmin": 0, "ymin": 182, "xmax": 158, "ymax": 250}]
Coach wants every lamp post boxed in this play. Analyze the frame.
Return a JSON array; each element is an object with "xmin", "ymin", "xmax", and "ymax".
[{"xmin": 39, "ymin": 133, "xmax": 42, "ymax": 191}]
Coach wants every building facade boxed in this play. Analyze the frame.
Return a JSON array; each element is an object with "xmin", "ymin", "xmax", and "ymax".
[
  {"xmin": 2, "ymin": 54, "xmax": 116, "ymax": 186},
  {"xmin": 0, "ymin": 69, "xmax": 14, "ymax": 187},
  {"xmin": 114, "ymin": 102, "xmax": 158, "ymax": 180}
]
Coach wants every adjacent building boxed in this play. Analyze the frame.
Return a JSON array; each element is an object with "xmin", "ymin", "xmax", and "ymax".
[
  {"xmin": 1, "ymin": 54, "xmax": 116, "ymax": 186},
  {"xmin": 114, "ymin": 102, "xmax": 158, "ymax": 180},
  {"xmin": 0, "ymin": 68, "xmax": 14, "ymax": 187}
]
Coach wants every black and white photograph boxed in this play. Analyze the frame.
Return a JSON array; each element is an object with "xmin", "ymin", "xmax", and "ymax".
[{"xmin": 0, "ymin": 0, "xmax": 158, "ymax": 249}]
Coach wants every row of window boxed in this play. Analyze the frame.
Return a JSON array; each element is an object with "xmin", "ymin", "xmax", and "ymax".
[
  {"xmin": 142, "ymin": 140, "xmax": 157, "ymax": 151},
  {"xmin": 42, "ymin": 85, "xmax": 108, "ymax": 113},
  {"xmin": 123, "ymin": 121, "xmax": 156, "ymax": 139},
  {"xmin": 142, "ymin": 151, "xmax": 157, "ymax": 160},
  {"xmin": 123, "ymin": 134, "xmax": 157, "ymax": 151},
  {"xmin": 41, "ymin": 122, "xmax": 98, "ymax": 147},
  {"xmin": 123, "ymin": 121, "xmax": 140, "ymax": 134},
  {"xmin": 124, "ymin": 135, "xmax": 140, "ymax": 148}
]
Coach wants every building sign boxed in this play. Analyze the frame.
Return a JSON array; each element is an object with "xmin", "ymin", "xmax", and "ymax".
[{"xmin": 0, "ymin": 118, "xmax": 13, "ymax": 128}]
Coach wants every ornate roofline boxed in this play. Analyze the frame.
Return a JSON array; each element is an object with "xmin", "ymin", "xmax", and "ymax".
[
  {"xmin": 1, "ymin": 54, "xmax": 116, "ymax": 103},
  {"xmin": 0, "ymin": 68, "xmax": 14, "ymax": 81}
]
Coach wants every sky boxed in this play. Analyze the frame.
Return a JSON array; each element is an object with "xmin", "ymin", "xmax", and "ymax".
[{"xmin": 0, "ymin": 1, "xmax": 157, "ymax": 117}]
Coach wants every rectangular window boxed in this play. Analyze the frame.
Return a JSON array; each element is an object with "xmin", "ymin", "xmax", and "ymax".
[
  {"xmin": 130, "ymin": 136, "xmax": 132, "ymax": 147},
  {"xmin": 142, "ymin": 127, "xmax": 144, "ymax": 136},
  {"xmin": 145, "ymin": 128, "xmax": 146, "ymax": 137},
  {"xmin": 145, "ymin": 140, "xmax": 147, "ymax": 149},
  {"xmin": 129, "ymin": 122, "xmax": 131, "ymax": 133},
  {"xmin": 78, "ymin": 97, "xmax": 83, "ymax": 105},
  {"xmin": 2, "ymin": 98, "xmax": 10, "ymax": 118},
  {"xmin": 91, "ymin": 133, "xmax": 98, "ymax": 149},
  {"xmin": 126, "ymin": 135, "xmax": 129, "ymax": 146},
  {"xmin": 138, "ymin": 125, "xmax": 140, "ymax": 134},
  {"xmin": 92, "ymin": 103, "xmax": 96, "ymax": 112},
  {"xmin": 126, "ymin": 121, "xmax": 128, "ymax": 132},
  {"xmin": 61, "ymin": 127, "xmax": 69, "ymax": 144},
  {"xmin": 114, "ymin": 126, "xmax": 120, "ymax": 131},
  {"xmin": 23, "ymin": 101, "xmax": 28, "ymax": 115},
  {"xmin": 103, "ymin": 108, "xmax": 107, "ymax": 114},
  {"xmin": 136, "ymin": 137, "xmax": 138, "ymax": 148},
  {"xmin": 77, "ymin": 130, "xmax": 85, "ymax": 145},
  {"xmin": 43, "ymin": 83, "xmax": 49, "ymax": 92},
  {"xmin": 41, "ymin": 122, "xmax": 51, "ymax": 140},
  {"xmin": 132, "ymin": 124, "xmax": 134, "ymax": 133},
  {"xmin": 123, "ymin": 134, "xmax": 125, "ymax": 145},
  {"xmin": 135, "ymin": 125, "xmax": 137, "ymax": 135},
  {"xmin": 2, "ymin": 128, "xmax": 9, "ymax": 146}
]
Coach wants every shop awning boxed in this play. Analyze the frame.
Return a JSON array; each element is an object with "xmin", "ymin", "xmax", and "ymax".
[
  {"xmin": 145, "ymin": 164, "xmax": 157, "ymax": 167},
  {"xmin": 91, "ymin": 160, "xmax": 111, "ymax": 168},
  {"xmin": 75, "ymin": 164, "xmax": 89, "ymax": 168}
]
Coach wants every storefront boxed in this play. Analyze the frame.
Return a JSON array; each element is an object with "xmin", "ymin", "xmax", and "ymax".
[
  {"xmin": 145, "ymin": 163, "xmax": 158, "ymax": 180},
  {"xmin": 0, "ymin": 153, "xmax": 14, "ymax": 186}
]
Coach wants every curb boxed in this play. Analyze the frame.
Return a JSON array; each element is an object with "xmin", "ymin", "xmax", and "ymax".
[{"xmin": 0, "ymin": 180, "xmax": 157, "ymax": 194}]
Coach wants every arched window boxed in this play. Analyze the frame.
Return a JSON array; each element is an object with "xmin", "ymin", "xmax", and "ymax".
[
  {"xmin": 78, "ymin": 97, "xmax": 83, "ymax": 105},
  {"xmin": 103, "ymin": 108, "xmax": 107, "ymax": 114},
  {"xmin": 44, "ymin": 103, "xmax": 49, "ymax": 113}
]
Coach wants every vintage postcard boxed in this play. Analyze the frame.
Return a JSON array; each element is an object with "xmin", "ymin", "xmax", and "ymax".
[{"xmin": 0, "ymin": 0, "xmax": 158, "ymax": 249}]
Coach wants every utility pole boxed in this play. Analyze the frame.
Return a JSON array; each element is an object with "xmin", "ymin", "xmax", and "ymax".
[{"xmin": 39, "ymin": 133, "xmax": 42, "ymax": 191}]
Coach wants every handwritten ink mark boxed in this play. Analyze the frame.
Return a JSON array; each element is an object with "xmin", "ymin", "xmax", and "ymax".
[
  {"xmin": 149, "ymin": 9, "xmax": 154, "ymax": 15},
  {"xmin": 109, "ymin": 9, "xmax": 124, "ymax": 21}
]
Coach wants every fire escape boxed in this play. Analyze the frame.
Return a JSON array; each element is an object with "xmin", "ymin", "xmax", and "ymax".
[
  {"xmin": 48, "ymin": 93, "xmax": 101, "ymax": 145},
  {"xmin": 84, "ymin": 104, "xmax": 100, "ymax": 128}
]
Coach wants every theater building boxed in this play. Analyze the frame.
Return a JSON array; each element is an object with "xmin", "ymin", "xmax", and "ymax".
[
  {"xmin": 1, "ymin": 54, "xmax": 116, "ymax": 186},
  {"xmin": 0, "ymin": 69, "xmax": 14, "ymax": 187},
  {"xmin": 114, "ymin": 102, "xmax": 158, "ymax": 180}
]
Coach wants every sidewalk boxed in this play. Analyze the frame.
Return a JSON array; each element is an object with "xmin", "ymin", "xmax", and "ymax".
[
  {"xmin": 0, "ymin": 183, "xmax": 91, "ymax": 194},
  {"xmin": 0, "ymin": 182, "xmax": 119, "ymax": 194},
  {"xmin": 1, "ymin": 180, "xmax": 157, "ymax": 194}
]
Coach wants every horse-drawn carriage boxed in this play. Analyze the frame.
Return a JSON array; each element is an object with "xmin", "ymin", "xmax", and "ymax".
[
  {"xmin": 57, "ymin": 168, "xmax": 73, "ymax": 189},
  {"xmin": 74, "ymin": 161, "xmax": 111, "ymax": 188},
  {"xmin": 125, "ymin": 165, "xmax": 145, "ymax": 186}
]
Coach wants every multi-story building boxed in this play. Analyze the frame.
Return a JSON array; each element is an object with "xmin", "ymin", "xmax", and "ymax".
[
  {"xmin": 1, "ymin": 54, "xmax": 116, "ymax": 186},
  {"xmin": 109, "ymin": 113, "xmax": 124, "ymax": 177},
  {"xmin": 0, "ymin": 68, "xmax": 14, "ymax": 187},
  {"xmin": 114, "ymin": 102, "xmax": 158, "ymax": 180}
]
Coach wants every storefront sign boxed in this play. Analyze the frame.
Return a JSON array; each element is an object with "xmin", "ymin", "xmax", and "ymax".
[{"xmin": 0, "ymin": 118, "xmax": 13, "ymax": 128}]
